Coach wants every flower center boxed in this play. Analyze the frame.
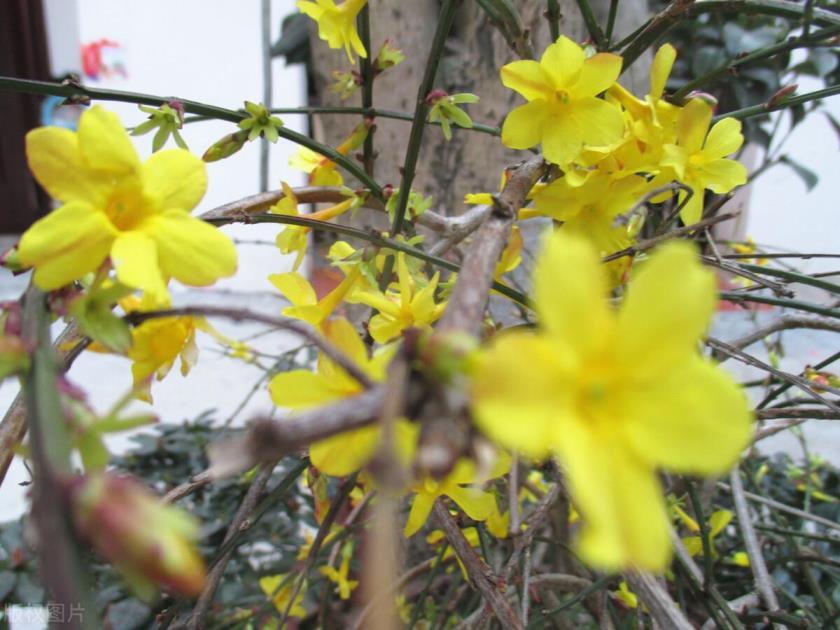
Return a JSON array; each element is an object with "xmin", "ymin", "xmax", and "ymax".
[{"xmin": 105, "ymin": 182, "xmax": 152, "ymax": 231}]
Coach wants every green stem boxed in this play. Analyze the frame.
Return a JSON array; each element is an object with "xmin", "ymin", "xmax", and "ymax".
[
  {"xmin": 0, "ymin": 76, "xmax": 384, "ymax": 200},
  {"xmin": 575, "ymin": 0, "xmax": 608, "ymax": 50},
  {"xmin": 719, "ymin": 291, "xmax": 840, "ymax": 319},
  {"xmin": 358, "ymin": 5, "xmax": 375, "ymax": 177},
  {"xmin": 388, "ymin": 0, "xmax": 461, "ymax": 241},
  {"xmin": 716, "ymin": 83, "xmax": 840, "ymax": 121},
  {"xmin": 185, "ymin": 106, "xmax": 502, "ymax": 136},
  {"xmin": 203, "ymin": 212, "xmax": 531, "ymax": 307},
  {"xmin": 672, "ymin": 24, "xmax": 840, "ymax": 102},
  {"xmin": 686, "ymin": 480, "xmax": 716, "ymax": 589},
  {"xmin": 605, "ymin": 0, "xmax": 620, "ymax": 46},
  {"xmin": 546, "ymin": 0, "xmax": 561, "ymax": 40},
  {"xmin": 737, "ymin": 262, "xmax": 840, "ymax": 295}
]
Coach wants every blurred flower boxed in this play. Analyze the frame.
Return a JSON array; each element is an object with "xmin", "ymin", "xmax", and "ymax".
[
  {"xmin": 297, "ymin": 0, "xmax": 368, "ymax": 62},
  {"xmin": 472, "ymin": 232, "xmax": 752, "ymax": 571}
]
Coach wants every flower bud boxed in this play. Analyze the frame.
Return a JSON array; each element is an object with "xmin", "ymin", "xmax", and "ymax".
[{"xmin": 69, "ymin": 474, "xmax": 206, "ymax": 598}]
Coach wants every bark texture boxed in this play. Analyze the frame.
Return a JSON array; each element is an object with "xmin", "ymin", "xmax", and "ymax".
[{"xmin": 307, "ymin": 0, "xmax": 652, "ymax": 216}]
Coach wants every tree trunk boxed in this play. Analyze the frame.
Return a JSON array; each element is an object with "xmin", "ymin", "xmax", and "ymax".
[{"xmin": 307, "ymin": 0, "xmax": 652, "ymax": 216}]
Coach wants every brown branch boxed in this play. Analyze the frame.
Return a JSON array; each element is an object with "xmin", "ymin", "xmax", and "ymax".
[
  {"xmin": 755, "ymin": 407, "xmax": 840, "ymax": 420},
  {"xmin": 601, "ymin": 212, "xmax": 736, "ymax": 262},
  {"xmin": 624, "ymin": 572, "xmax": 693, "ymax": 630},
  {"xmin": 717, "ymin": 481, "xmax": 840, "ymax": 532},
  {"xmin": 439, "ymin": 156, "xmax": 546, "ymax": 336},
  {"xmin": 753, "ymin": 418, "xmax": 807, "ymax": 442},
  {"xmin": 188, "ymin": 462, "xmax": 277, "ymax": 628},
  {"xmin": 124, "ymin": 305, "xmax": 374, "ymax": 389},
  {"xmin": 726, "ymin": 315, "xmax": 840, "ymax": 352},
  {"xmin": 729, "ymin": 468, "xmax": 782, "ymax": 615},
  {"xmin": 432, "ymin": 500, "xmax": 524, "ymax": 629},
  {"xmin": 207, "ymin": 386, "xmax": 387, "ymax": 476},
  {"xmin": 162, "ymin": 470, "xmax": 214, "ymax": 504},
  {"xmin": 701, "ymin": 255, "xmax": 793, "ymax": 297}
]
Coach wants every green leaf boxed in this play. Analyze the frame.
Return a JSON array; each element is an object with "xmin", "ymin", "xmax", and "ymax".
[
  {"xmin": 779, "ymin": 155, "xmax": 818, "ymax": 191},
  {"xmin": 70, "ymin": 296, "xmax": 133, "ymax": 353},
  {"xmin": 152, "ymin": 125, "xmax": 169, "ymax": 152},
  {"xmin": 130, "ymin": 119, "xmax": 158, "ymax": 137},
  {"xmin": 77, "ymin": 430, "xmax": 110, "ymax": 471},
  {"xmin": 824, "ymin": 112, "xmax": 840, "ymax": 149}
]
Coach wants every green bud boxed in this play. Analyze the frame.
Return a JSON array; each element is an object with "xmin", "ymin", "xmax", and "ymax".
[{"xmin": 203, "ymin": 129, "xmax": 249, "ymax": 162}]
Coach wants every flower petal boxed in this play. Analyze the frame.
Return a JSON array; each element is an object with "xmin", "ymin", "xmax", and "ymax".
[
  {"xmin": 676, "ymin": 99, "xmax": 712, "ymax": 154},
  {"xmin": 310, "ymin": 426, "xmax": 380, "ymax": 476},
  {"xmin": 404, "ymin": 492, "xmax": 436, "ymax": 537},
  {"xmin": 111, "ymin": 231, "xmax": 169, "ymax": 304},
  {"xmin": 541, "ymin": 112, "xmax": 583, "ymax": 166},
  {"xmin": 269, "ymin": 370, "xmax": 343, "ymax": 408},
  {"xmin": 568, "ymin": 97, "xmax": 625, "ymax": 150},
  {"xmin": 18, "ymin": 202, "xmax": 116, "ymax": 290},
  {"xmin": 144, "ymin": 211, "xmax": 237, "ymax": 286},
  {"xmin": 540, "ymin": 36, "xmax": 584, "ymax": 88},
  {"xmin": 570, "ymin": 53, "xmax": 622, "ymax": 99},
  {"xmin": 142, "ymin": 149, "xmax": 207, "ymax": 212},
  {"xmin": 500, "ymin": 60, "xmax": 554, "ymax": 101},
  {"xmin": 702, "ymin": 118, "xmax": 743, "ymax": 160},
  {"xmin": 649, "ymin": 44, "xmax": 676, "ymax": 101},
  {"xmin": 622, "ymin": 355, "xmax": 753, "ymax": 474},
  {"xmin": 616, "ymin": 240, "xmax": 716, "ymax": 375},
  {"xmin": 501, "ymin": 100, "xmax": 550, "ymax": 150},
  {"xmin": 534, "ymin": 231, "xmax": 613, "ymax": 360},
  {"xmin": 25, "ymin": 127, "xmax": 109, "ymax": 205},
  {"xmin": 77, "ymin": 106, "xmax": 140, "ymax": 173},
  {"xmin": 700, "ymin": 159, "xmax": 747, "ymax": 194},
  {"xmin": 322, "ymin": 317, "xmax": 367, "ymax": 367},
  {"xmin": 471, "ymin": 332, "xmax": 573, "ymax": 460},
  {"xmin": 445, "ymin": 487, "xmax": 497, "ymax": 522},
  {"xmin": 558, "ymin": 424, "xmax": 672, "ymax": 571},
  {"xmin": 269, "ymin": 272, "xmax": 317, "ymax": 307}
]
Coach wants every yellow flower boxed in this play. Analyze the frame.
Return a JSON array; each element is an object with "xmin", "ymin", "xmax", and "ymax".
[
  {"xmin": 319, "ymin": 543, "xmax": 358, "ymax": 600},
  {"xmin": 269, "ymin": 317, "xmax": 416, "ymax": 476},
  {"xmin": 471, "ymin": 232, "xmax": 752, "ymax": 571},
  {"xmin": 269, "ymin": 267, "xmax": 361, "ymax": 330},
  {"xmin": 259, "ymin": 573, "xmax": 307, "ymax": 617},
  {"xmin": 683, "ymin": 509, "xmax": 733, "ymax": 558},
  {"xmin": 403, "ymin": 455, "xmax": 509, "ymax": 538},
  {"xmin": 18, "ymin": 106, "xmax": 236, "ymax": 304},
  {"xmin": 532, "ymin": 172, "xmax": 652, "ymax": 285},
  {"xmin": 351, "ymin": 253, "xmax": 446, "ymax": 344},
  {"xmin": 500, "ymin": 36, "xmax": 624, "ymax": 166},
  {"xmin": 660, "ymin": 99, "xmax": 747, "ymax": 224},
  {"xmin": 271, "ymin": 182, "xmax": 354, "ymax": 271},
  {"xmin": 297, "ymin": 0, "xmax": 368, "ymax": 62}
]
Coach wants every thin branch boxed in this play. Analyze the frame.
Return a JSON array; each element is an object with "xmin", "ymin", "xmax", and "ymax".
[
  {"xmin": 0, "ymin": 76, "xmax": 383, "ymax": 199},
  {"xmin": 717, "ymin": 481, "xmax": 840, "ymax": 532},
  {"xmin": 432, "ymin": 500, "xmax": 524, "ymax": 629},
  {"xmin": 124, "ymin": 305, "xmax": 374, "ymax": 389},
  {"xmin": 755, "ymin": 407, "xmax": 840, "ymax": 420},
  {"xmin": 728, "ymin": 468, "xmax": 782, "ymax": 615},
  {"xmin": 162, "ymin": 470, "xmax": 214, "ymax": 504},
  {"xmin": 726, "ymin": 315, "xmax": 840, "ymax": 351},
  {"xmin": 624, "ymin": 572, "xmax": 693, "ymax": 630},
  {"xmin": 188, "ymin": 461, "xmax": 277, "ymax": 628}
]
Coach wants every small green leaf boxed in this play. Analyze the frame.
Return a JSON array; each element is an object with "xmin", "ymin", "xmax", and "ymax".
[{"xmin": 779, "ymin": 155, "xmax": 818, "ymax": 192}]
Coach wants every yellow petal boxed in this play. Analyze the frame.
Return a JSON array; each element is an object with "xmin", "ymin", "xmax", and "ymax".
[
  {"xmin": 111, "ymin": 231, "xmax": 168, "ymax": 304},
  {"xmin": 570, "ymin": 53, "xmax": 622, "ymax": 99},
  {"xmin": 145, "ymin": 211, "xmax": 237, "ymax": 286},
  {"xmin": 558, "ymin": 423, "xmax": 672, "ymax": 571},
  {"xmin": 569, "ymin": 97, "xmax": 625, "ymax": 149},
  {"xmin": 540, "ymin": 36, "xmax": 584, "ymax": 88},
  {"xmin": 677, "ymin": 99, "xmax": 712, "ymax": 154},
  {"xmin": 25, "ymin": 127, "xmax": 108, "ymax": 205},
  {"xmin": 621, "ymin": 355, "xmax": 752, "ymax": 474},
  {"xmin": 677, "ymin": 185, "xmax": 704, "ymax": 225},
  {"xmin": 77, "ymin": 105, "xmax": 140, "ymax": 173},
  {"xmin": 541, "ymin": 113, "xmax": 582, "ymax": 166},
  {"xmin": 404, "ymin": 492, "xmax": 436, "ymax": 537},
  {"xmin": 322, "ymin": 317, "xmax": 367, "ymax": 367},
  {"xmin": 649, "ymin": 44, "xmax": 677, "ymax": 101},
  {"xmin": 368, "ymin": 314, "xmax": 404, "ymax": 344},
  {"xmin": 142, "ymin": 149, "xmax": 207, "ymax": 212},
  {"xmin": 703, "ymin": 118, "xmax": 743, "ymax": 160},
  {"xmin": 616, "ymin": 240, "xmax": 715, "ymax": 375},
  {"xmin": 445, "ymin": 487, "xmax": 497, "ymax": 522},
  {"xmin": 269, "ymin": 370, "xmax": 343, "ymax": 409},
  {"xmin": 18, "ymin": 202, "xmax": 116, "ymax": 290},
  {"xmin": 501, "ymin": 100, "xmax": 550, "ymax": 151},
  {"xmin": 500, "ymin": 60, "xmax": 554, "ymax": 101},
  {"xmin": 471, "ymin": 332, "xmax": 573, "ymax": 460},
  {"xmin": 269, "ymin": 272, "xmax": 317, "ymax": 307},
  {"xmin": 534, "ymin": 231, "xmax": 612, "ymax": 360},
  {"xmin": 310, "ymin": 425, "xmax": 381, "ymax": 476},
  {"xmin": 699, "ymin": 159, "xmax": 747, "ymax": 193}
]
